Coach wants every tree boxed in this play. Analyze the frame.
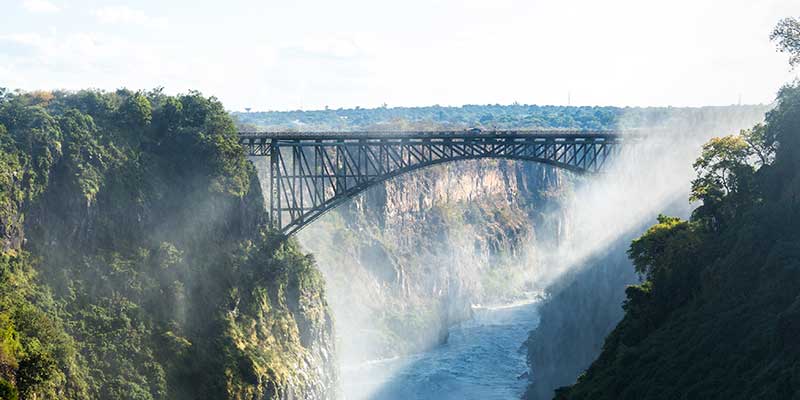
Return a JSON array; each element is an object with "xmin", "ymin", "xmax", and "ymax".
[
  {"xmin": 762, "ymin": 83, "xmax": 800, "ymax": 204},
  {"xmin": 741, "ymin": 123, "xmax": 776, "ymax": 166},
  {"xmin": 690, "ymin": 135, "xmax": 757, "ymax": 230},
  {"xmin": 118, "ymin": 92, "xmax": 153, "ymax": 129},
  {"xmin": 627, "ymin": 215, "xmax": 698, "ymax": 281},
  {"xmin": 691, "ymin": 135, "xmax": 754, "ymax": 200},
  {"xmin": 771, "ymin": 17, "xmax": 800, "ymax": 69}
]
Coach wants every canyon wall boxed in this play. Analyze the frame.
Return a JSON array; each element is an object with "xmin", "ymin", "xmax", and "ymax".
[{"xmin": 295, "ymin": 160, "xmax": 575, "ymax": 363}]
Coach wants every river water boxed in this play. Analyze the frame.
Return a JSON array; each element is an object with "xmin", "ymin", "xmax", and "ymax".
[{"xmin": 341, "ymin": 300, "xmax": 541, "ymax": 400}]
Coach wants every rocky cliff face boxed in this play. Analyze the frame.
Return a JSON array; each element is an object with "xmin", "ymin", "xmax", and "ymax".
[
  {"xmin": 218, "ymin": 238, "xmax": 337, "ymax": 400},
  {"xmin": 295, "ymin": 160, "xmax": 575, "ymax": 363}
]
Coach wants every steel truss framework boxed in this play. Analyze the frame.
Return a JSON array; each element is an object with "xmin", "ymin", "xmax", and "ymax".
[{"xmin": 239, "ymin": 130, "xmax": 628, "ymax": 236}]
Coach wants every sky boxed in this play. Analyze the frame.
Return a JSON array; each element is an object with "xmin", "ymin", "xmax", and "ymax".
[{"xmin": 1, "ymin": 0, "xmax": 799, "ymax": 111}]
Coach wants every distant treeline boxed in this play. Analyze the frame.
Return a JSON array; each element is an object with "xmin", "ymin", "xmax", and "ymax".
[{"xmin": 233, "ymin": 103, "xmax": 771, "ymax": 131}]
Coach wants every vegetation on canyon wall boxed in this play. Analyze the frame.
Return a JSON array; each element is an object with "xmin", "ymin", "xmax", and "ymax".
[
  {"xmin": 555, "ymin": 79, "xmax": 800, "ymax": 400},
  {"xmin": 0, "ymin": 89, "xmax": 334, "ymax": 400}
]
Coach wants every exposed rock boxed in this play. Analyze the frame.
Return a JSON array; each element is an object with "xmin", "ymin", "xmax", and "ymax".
[{"xmin": 296, "ymin": 159, "xmax": 573, "ymax": 363}]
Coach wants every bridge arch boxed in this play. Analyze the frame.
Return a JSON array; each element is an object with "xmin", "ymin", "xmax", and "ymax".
[{"xmin": 240, "ymin": 130, "xmax": 627, "ymax": 235}]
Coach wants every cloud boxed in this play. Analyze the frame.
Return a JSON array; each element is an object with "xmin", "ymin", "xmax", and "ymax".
[
  {"xmin": 3, "ymin": 0, "xmax": 797, "ymax": 110},
  {"xmin": 283, "ymin": 37, "xmax": 362, "ymax": 60},
  {"xmin": 22, "ymin": 0, "xmax": 60, "ymax": 13},
  {"xmin": 0, "ymin": 32, "xmax": 45, "ymax": 46},
  {"xmin": 0, "ymin": 30, "xmax": 168, "ymax": 92},
  {"xmin": 92, "ymin": 6, "xmax": 167, "ymax": 29}
]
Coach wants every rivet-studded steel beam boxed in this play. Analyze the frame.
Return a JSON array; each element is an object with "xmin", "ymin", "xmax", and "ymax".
[{"xmin": 239, "ymin": 130, "xmax": 630, "ymax": 236}]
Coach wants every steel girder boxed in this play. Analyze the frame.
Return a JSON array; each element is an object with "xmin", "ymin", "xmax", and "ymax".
[{"xmin": 238, "ymin": 130, "xmax": 627, "ymax": 235}]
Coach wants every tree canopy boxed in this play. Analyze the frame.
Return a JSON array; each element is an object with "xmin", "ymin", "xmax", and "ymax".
[{"xmin": 771, "ymin": 17, "xmax": 800, "ymax": 69}]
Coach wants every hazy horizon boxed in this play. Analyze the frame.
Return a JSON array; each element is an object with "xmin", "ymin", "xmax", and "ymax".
[{"xmin": 230, "ymin": 101, "xmax": 774, "ymax": 114}]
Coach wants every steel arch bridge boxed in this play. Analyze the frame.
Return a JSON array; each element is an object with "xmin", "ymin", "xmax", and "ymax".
[{"xmin": 239, "ymin": 129, "xmax": 630, "ymax": 236}]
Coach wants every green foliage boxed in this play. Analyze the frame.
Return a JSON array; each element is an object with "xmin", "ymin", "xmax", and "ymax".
[
  {"xmin": 118, "ymin": 91, "xmax": 153, "ymax": 130},
  {"xmin": 0, "ymin": 126, "xmax": 26, "ymax": 255},
  {"xmin": 0, "ymin": 89, "xmax": 332, "ymax": 399},
  {"xmin": 615, "ymin": 216, "xmax": 705, "ymax": 348},
  {"xmin": 741, "ymin": 123, "xmax": 776, "ymax": 166},
  {"xmin": 689, "ymin": 132, "xmax": 764, "ymax": 231},
  {"xmin": 0, "ymin": 378, "xmax": 18, "ymax": 400},
  {"xmin": 0, "ymin": 312, "xmax": 22, "ymax": 369},
  {"xmin": 762, "ymin": 82, "xmax": 800, "ymax": 206},
  {"xmin": 0, "ymin": 100, "xmax": 62, "ymax": 202},
  {"xmin": 771, "ymin": 17, "xmax": 800, "ymax": 69},
  {"xmin": 58, "ymin": 110, "xmax": 116, "ymax": 204},
  {"xmin": 0, "ymin": 252, "xmax": 88, "ymax": 400},
  {"xmin": 627, "ymin": 215, "xmax": 700, "ymax": 280},
  {"xmin": 691, "ymin": 136, "xmax": 753, "ymax": 201},
  {"xmin": 553, "ymin": 79, "xmax": 800, "ymax": 400}
]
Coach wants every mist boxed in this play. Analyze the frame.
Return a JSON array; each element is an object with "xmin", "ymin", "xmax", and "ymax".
[
  {"xmin": 265, "ymin": 105, "xmax": 770, "ymax": 399},
  {"xmin": 525, "ymin": 109, "xmax": 764, "ymax": 290},
  {"xmin": 520, "ymin": 106, "xmax": 771, "ymax": 398}
]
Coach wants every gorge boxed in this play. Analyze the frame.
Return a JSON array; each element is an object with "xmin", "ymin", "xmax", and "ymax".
[
  {"xmin": 2, "ymin": 2, "xmax": 799, "ymax": 399},
  {"xmin": 0, "ymin": 87, "xmax": 787, "ymax": 400},
  {"xmin": 245, "ymin": 104, "xmax": 770, "ymax": 398}
]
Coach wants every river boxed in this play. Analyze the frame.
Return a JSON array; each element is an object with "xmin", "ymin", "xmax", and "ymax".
[{"xmin": 341, "ymin": 300, "xmax": 541, "ymax": 399}]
